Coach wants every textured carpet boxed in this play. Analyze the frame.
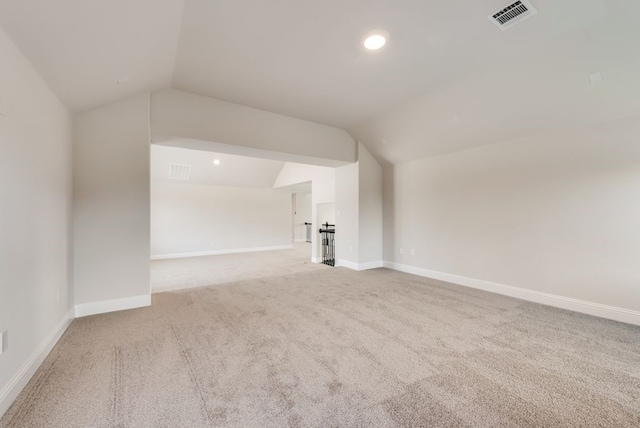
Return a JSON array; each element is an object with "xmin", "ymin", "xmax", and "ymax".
[
  {"xmin": 2, "ymin": 268, "xmax": 640, "ymax": 427},
  {"xmin": 151, "ymin": 242, "xmax": 323, "ymax": 293}
]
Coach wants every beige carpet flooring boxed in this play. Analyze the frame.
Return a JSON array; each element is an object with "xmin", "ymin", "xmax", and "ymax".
[
  {"xmin": 151, "ymin": 242, "xmax": 324, "ymax": 293},
  {"xmin": 2, "ymin": 268, "xmax": 639, "ymax": 427}
]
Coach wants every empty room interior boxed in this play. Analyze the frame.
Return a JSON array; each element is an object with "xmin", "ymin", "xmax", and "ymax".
[{"xmin": 1, "ymin": 0, "xmax": 639, "ymax": 427}]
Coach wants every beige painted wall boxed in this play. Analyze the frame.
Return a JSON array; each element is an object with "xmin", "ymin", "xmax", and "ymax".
[
  {"xmin": 384, "ymin": 116, "xmax": 640, "ymax": 311},
  {"xmin": 73, "ymin": 94, "xmax": 151, "ymax": 305},
  {"xmin": 0, "ymin": 26, "xmax": 73, "ymax": 414},
  {"xmin": 151, "ymin": 182, "xmax": 291, "ymax": 256}
]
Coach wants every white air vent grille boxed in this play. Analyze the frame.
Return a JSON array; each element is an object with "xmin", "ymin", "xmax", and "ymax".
[
  {"xmin": 488, "ymin": 1, "xmax": 538, "ymax": 30},
  {"xmin": 169, "ymin": 163, "xmax": 191, "ymax": 180}
]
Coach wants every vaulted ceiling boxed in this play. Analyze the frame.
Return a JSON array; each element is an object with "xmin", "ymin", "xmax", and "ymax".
[{"xmin": 1, "ymin": 0, "xmax": 638, "ymax": 164}]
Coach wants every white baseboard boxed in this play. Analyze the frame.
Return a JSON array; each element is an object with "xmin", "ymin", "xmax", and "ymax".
[
  {"xmin": 337, "ymin": 259, "xmax": 358, "ymax": 270},
  {"xmin": 0, "ymin": 309, "xmax": 74, "ymax": 418},
  {"xmin": 293, "ymin": 239, "xmax": 307, "ymax": 243},
  {"xmin": 359, "ymin": 260, "xmax": 384, "ymax": 270},
  {"xmin": 383, "ymin": 261, "xmax": 640, "ymax": 326},
  {"xmin": 75, "ymin": 294, "xmax": 151, "ymax": 318},
  {"xmin": 150, "ymin": 244, "xmax": 293, "ymax": 260},
  {"xmin": 337, "ymin": 259, "xmax": 384, "ymax": 271},
  {"xmin": 311, "ymin": 257, "xmax": 321, "ymax": 264}
]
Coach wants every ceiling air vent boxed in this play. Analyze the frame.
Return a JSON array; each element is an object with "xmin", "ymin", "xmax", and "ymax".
[
  {"xmin": 488, "ymin": 0, "xmax": 538, "ymax": 30},
  {"xmin": 169, "ymin": 163, "xmax": 191, "ymax": 180}
]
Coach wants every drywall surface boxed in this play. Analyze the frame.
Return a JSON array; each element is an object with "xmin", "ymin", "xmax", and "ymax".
[
  {"xmin": 384, "ymin": 116, "xmax": 640, "ymax": 311},
  {"xmin": 357, "ymin": 143, "xmax": 383, "ymax": 264},
  {"xmin": 151, "ymin": 89, "xmax": 356, "ymax": 165},
  {"xmin": 151, "ymin": 182, "xmax": 291, "ymax": 256},
  {"xmin": 274, "ymin": 163, "xmax": 336, "ymax": 261},
  {"xmin": 294, "ymin": 193, "xmax": 312, "ymax": 242},
  {"xmin": 0, "ymin": 26, "xmax": 73, "ymax": 415},
  {"xmin": 335, "ymin": 162, "xmax": 359, "ymax": 265},
  {"xmin": 73, "ymin": 94, "xmax": 150, "ymax": 305}
]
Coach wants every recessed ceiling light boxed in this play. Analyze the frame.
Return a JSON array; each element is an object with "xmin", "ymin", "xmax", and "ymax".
[
  {"xmin": 213, "ymin": 159, "xmax": 220, "ymax": 165},
  {"xmin": 363, "ymin": 34, "xmax": 387, "ymax": 50}
]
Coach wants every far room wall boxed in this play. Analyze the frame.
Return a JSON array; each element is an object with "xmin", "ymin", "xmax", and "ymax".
[
  {"xmin": 293, "ymin": 193, "xmax": 312, "ymax": 242},
  {"xmin": 151, "ymin": 182, "xmax": 291, "ymax": 258}
]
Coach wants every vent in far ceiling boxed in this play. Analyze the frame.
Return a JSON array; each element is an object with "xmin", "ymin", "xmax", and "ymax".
[
  {"xmin": 169, "ymin": 163, "xmax": 191, "ymax": 180},
  {"xmin": 488, "ymin": 0, "xmax": 538, "ymax": 30}
]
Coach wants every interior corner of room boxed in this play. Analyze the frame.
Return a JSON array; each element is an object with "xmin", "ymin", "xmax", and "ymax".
[{"xmin": 1, "ymin": 0, "xmax": 640, "ymax": 425}]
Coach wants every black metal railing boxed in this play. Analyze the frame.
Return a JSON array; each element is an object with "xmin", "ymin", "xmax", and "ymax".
[
  {"xmin": 319, "ymin": 222, "xmax": 335, "ymax": 266},
  {"xmin": 304, "ymin": 222, "xmax": 312, "ymax": 243}
]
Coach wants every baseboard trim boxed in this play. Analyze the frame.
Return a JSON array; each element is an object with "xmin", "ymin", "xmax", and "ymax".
[
  {"xmin": 0, "ymin": 308, "xmax": 74, "ymax": 418},
  {"xmin": 150, "ymin": 244, "xmax": 293, "ymax": 260},
  {"xmin": 311, "ymin": 257, "xmax": 322, "ymax": 264},
  {"xmin": 337, "ymin": 259, "xmax": 384, "ymax": 271},
  {"xmin": 75, "ymin": 294, "xmax": 151, "ymax": 318},
  {"xmin": 293, "ymin": 239, "xmax": 307, "ymax": 243},
  {"xmin": 383, "ymin": 261, "xmax": 640, "ymax": 326}
]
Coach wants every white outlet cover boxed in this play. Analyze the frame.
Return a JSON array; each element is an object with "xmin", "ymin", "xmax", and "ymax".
[
  {"xmin": 589, "ymin": 71, "xmax": 603, "ymax": 85},
  {"xmin": 0, "ymin": 96, "xmax": 5, "ymax": 116},
  {"xmin": 399, "ymin": 248, "xmax": 404, "ymax": 255},
  {"xmin": 0, "ymin": 331, "xmax": 6, "ymax": 354},
  {"xmin": 410, "ymin": 249, "xmax": 415, "ymax": 256}
]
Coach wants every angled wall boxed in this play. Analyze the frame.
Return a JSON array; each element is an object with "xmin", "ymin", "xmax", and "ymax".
[
  {"xmin": 151, "ymin": 89, "xmax": 356, "ymax": 166},
  {"xmin": 335, "ymin": 143, "xmax": 383, "ymax": 269},
  {"xmin": 73, "ymin": 94, "xmax": 151, "ymax": 315},
  {"xmin": 383, "ymin": 116, "xmax": 640, "ymax": 324},
  {"xmin": 273, "ymin": 163, "xmax": 336, "ymax": 262},
  {"xmin": 0, "ymin": 26, "xmax": 73, "ymax": 417}
]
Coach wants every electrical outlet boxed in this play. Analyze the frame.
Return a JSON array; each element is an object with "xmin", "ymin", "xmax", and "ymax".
[
  {"xmin": 349, "ymin": 246, "xmax": 353, "ymax": 253},
  {"xmin": 211, "ymin": 241, "xmax": 215, "ymax": 247},
  {"xmin": 410, "ymin": 249, "xmax": 415, "ymax": 256},
  {"xmin": 0, "ymin": 331, "xmax": 7, "ymax": 354},
  {"xmin": 399, "ymin": 248, "xmax": 404, "ymax": 255},
  {"xmin": 0, "ymin": 96, "xmax": 5, "ymax": 117}
]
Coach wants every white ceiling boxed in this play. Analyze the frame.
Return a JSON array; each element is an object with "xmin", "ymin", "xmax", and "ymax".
[
  {"xmin": 1, "ymin": 0, "xmax": 639, "ymax": 164},
  {"xmin": 151, "ymin": 145, "xmax": 286, "ymax": 188},
  {"xmin": 0, "ymin": 0, "xmax": 185, "ymax": 112}
]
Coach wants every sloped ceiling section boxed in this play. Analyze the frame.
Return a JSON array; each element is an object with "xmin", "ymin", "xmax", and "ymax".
[
  {"xmin": 1, "ymin": 0, "xmax": 639, "ymax": 165},
  {"xmin": 349, "ymin": 0, "xmax": 640, "ymax": 164},
  {"xmin": 0, "ymin": 0, "xmax": 185, "ymax": 112}
]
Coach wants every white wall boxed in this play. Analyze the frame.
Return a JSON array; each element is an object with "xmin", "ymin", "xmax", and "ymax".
[
  {"xmin": 151, "ymin": 182, "xmax": 291, "ymax": 257},
  {"xmin": 0, "ymin": 26, "xmax": 73, "ymax": 417},
  {"xmin": 358, "ymin": 143, "xmax": 383, "ymax": 265},
  {"xmin": 335, "ymin": 143, "xmax": 383, "ymax": 268},
  {"xmin": 384, "ymin": 116, "xmax": 640, "ymax": 316},
  {"xmin": 151, "ymin": 89, "xmax": 356, "ymax": 166},
  {"xmin": 73, "ymin": 94, "xmax": 150, "ymax": 308},
  {"xmin": 273, "ymin": 163, "xmax": 336, "ymax": 262},
  {"xmin": 293, "ymin": 193, "xmax": 312, "ymax": 242},
  {"xmin": 335, "ymin": 163, "xmax": 359, "ymax": 265}
]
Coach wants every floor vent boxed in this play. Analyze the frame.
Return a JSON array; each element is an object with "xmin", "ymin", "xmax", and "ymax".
[
  {"xmin": 488, "ymin": 0, "xmax": 538, "ymax": 30},
  {"xmin": 169, "ymin": 163, "xmax": 191, "ymax": 180}
]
